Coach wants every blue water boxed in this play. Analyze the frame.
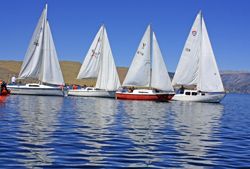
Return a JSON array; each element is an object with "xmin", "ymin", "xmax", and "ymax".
[{"xmin": 0, "ymin": 94, "xmax": 249, "ymax": 168}]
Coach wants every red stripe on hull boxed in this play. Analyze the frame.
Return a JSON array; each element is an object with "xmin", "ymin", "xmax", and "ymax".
[{"xmin": 116, "ymin": 93, "xmax": 174, "ymax": 102}]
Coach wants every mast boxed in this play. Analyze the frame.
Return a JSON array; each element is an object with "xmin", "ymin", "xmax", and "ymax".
[
  {"xmin": 198, "ymin": 10, "xmax": 203, "ymax": 91},
  {"xmin": 100, "ymin": 24, "xmax": 105, "ymax": 70},
  {"xmin": 149, "ymin": 25, "xmax": 152, "ymax": 88}
]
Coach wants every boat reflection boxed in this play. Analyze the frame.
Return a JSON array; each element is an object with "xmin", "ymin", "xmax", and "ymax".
[
  {"xmin": 120, "ymin": 100, "xmax": 173, "ymax": 167},
  {"xmin": 73, "ymin": 97, "xmax": 117, "ymax": 166},
  {"xmin": 16, "ymin": 96, "xmax": 63, "ymax": 168},
  {"xmin": 171, "ymin": 101, "xmax": 223, "ymax": 168}
]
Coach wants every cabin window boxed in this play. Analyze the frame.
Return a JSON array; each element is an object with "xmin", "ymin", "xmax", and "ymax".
[
  {"xmin": 154, "ymin": 89, "xmax": 160, "ymax": 93},
  {"xmin": 87, "ymin": 88, "xmax": 92, "ymax": 91},
  {"xmin": 139, "ymin": 91, "xmax": 149, "ymax": 93},
  {"xmin": 192, "ymin": 92, "xmax": 197, "ymax": 96},
  {"xmin": 201, "ymin": 93, "xmax": 205, "ymax": 96},
  {"xmin": 29, "ymin": 84, "xmax": 39, "ymax": 87},
  {"xmin": 185, "ymin": 92, "xmax": 191, "ymax": 95}
]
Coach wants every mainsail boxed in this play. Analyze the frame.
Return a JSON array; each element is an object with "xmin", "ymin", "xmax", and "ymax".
[
  {"xmin": 77, "ymin": 26, "xmax": 103, "ymax": 79},
  {"xmin": 172, "ymin": 12, "xmax": 202, "ymax": 88},
  {"xmin": 122, "ymin": 25, "xmax": 151, "ymax": 87},
  {"xmin": 18, "ymin": 4, "xmax": 64, "ymax": 85},
  {"xmin": 172, "ymin": 11, "xmax": 224, "ymax": 92},
  {"xmin": 77, "ymin": 25, "xmax": 121, "ymax": 91}
]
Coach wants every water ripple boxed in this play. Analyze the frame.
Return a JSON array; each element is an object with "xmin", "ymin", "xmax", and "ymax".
[{"xmin": 0, "ymin": 94, "xmax": 249, "ymax": 168}]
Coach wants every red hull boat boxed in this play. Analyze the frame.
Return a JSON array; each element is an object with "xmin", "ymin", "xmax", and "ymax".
[
  {"xmin": 116, "ymin": 89, "xmax": 174, "ymax": 102},
  {"xmin": 118, "ymin": 26, "xmax": 175, "ymax": 100}
]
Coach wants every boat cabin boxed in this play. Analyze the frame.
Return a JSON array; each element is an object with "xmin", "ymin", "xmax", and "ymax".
[{"xmin": 179, "ymin": 89, "xmax": 206, "ymax": 96}]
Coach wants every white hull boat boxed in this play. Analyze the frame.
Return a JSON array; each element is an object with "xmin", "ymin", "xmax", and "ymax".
[
  {"xmin": 68, "ymin": 87, "xmax": 115, "ymax": 98},
  {"xmin": 172, "ymin": 89, "xmax": 225, "ymax": 103},
  {"xmin": 8, "ymin": 84, "xmax": 64, "ymax": 96},
  {"xmin": 172, "ymin": 11, "xmax": 226, "ymax": 103},
  {"xmin": 11, "ymin": 5, "xmax": 65, "ymax": 96},
  {"xmin": 72, "ymin": 25, "xmax": 121, "ymax": 98}
]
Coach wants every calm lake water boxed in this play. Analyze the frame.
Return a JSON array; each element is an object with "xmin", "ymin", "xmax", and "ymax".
[{"xmin": 0, "ymin": 94, "xmax": 249, "ymax": 168}]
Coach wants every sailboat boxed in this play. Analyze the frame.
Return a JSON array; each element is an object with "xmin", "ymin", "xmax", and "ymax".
[
  {"xmin": 67, "ymin": 25, "xmax": 121, "ymax": 98},
  {"xmin": 172, "ymin": 11, "xmax": 225, "ymax": 103},
  {"xmin": 8, "ymin": 4, "xmax": 65, "ymax": 96},
  {"xmin": 116, "ymin": 25, "xmax": 174, "ymax": 101}
]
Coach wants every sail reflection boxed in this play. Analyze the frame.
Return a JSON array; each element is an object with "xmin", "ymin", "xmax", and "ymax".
[
  {"xmin": 73, "ymin": 97, "xmax": 117, "ymax": 166},
  {"xmin": 121, "ymin": 101, "xmax": 172, "ymax": 167},
  {"xmin": 171, "ymin": 102, "xmax": 223, "ymax": 168},
  {"xmin": 16, "ymin": 96, "xmax": 63, "ymax": 168}
]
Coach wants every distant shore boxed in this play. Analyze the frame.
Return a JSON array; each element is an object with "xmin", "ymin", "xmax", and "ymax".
[
  {"xmin": 0, "ymin": 60, "xmax": 249, "ymax": 93},
  {"xmin": 0, "ymin": 60, "xmax": 128, "ymax": 86}
]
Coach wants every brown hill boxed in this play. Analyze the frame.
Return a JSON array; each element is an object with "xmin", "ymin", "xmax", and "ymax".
[
  {"xmin": 0, "ymin": 60, "xmax": 128, "ymax": 86},
  {"xmin": 1, "ymin": 60, "xmax": 250, "ymax": 93}
]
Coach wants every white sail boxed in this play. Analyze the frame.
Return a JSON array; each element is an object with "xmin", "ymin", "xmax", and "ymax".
[
  {"xmin": 151, "ymin": 32, "xmax": 174, "ymax": 91},
  {"xmin": 18, "ymin": 4, "xmax": 64, "ymax": 85},
  {"xmin": 18, "ymin": 5, "xmax": 47, "ymax": 80},
  {"xmin": 77, "ymin": 26, "xmax": 103, "ymax": 79},
  {"xmin": 42, "ymin": 21, "xmax": 64, "ymax": 85},
  {"xmin": 95, "ymin": 27, "xmax": 121, "ymax": 90},
  {"xmin": 172, "ymin": 12, "xmax": 202, "ymax": 88},
  {"xmin": 122, "ymin": 25, "xmax": 151, "ymax": 87},
  {"xmin": 199, "ymin": 17, "xmax": 224, "ymax": 92},
  {"xmin": 172, "ymin": 11, "xmax": 224, "ymax": 92}
]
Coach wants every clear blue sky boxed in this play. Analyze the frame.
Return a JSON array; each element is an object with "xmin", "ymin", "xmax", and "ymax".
[{"xmin": 0, "ymin": 0, "xmax": 249, "ymax": 72}]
